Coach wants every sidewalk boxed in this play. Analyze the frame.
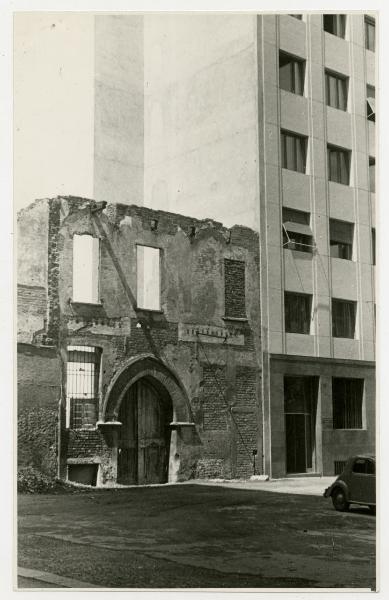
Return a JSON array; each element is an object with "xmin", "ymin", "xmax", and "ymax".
[{"xmin": 191, "ymin": 476, "xmax": 336, "ymax": 496}]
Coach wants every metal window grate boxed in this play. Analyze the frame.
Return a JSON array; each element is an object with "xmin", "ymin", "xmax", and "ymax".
[
  {"xmin": 334, "ymin": 460, "xmax": 347, "ymax": 475},
  {"xmin": 66, "ymin": 346, "xmax": 100, "ymax": 429}
]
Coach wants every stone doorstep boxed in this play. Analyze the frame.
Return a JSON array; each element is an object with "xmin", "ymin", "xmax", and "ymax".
[{"xmin": 18, "ymin": 567, "xmax": 99, "ymax": 589}]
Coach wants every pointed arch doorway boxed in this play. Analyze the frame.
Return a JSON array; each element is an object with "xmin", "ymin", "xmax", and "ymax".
[{"xmin": 117, "ymin": 377, "xmax": 173, "ymax": 485}]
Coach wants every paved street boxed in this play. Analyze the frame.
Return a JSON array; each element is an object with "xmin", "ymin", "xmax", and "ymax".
[{"xmin": 18, "ymin": 482, "xmax": 375, "ymax": 589}]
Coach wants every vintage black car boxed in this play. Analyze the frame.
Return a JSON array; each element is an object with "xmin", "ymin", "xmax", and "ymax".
[{"xmin": 324, "ymin": 455, "xmax": 376, "ymax": 512}]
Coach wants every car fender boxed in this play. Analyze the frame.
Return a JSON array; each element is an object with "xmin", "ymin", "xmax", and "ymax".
[{"xmin": 329, "ymin": 479, "xmax": 349, "ymax": 502}]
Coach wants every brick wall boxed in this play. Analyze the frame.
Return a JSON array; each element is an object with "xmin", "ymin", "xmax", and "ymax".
[
  {"xmin": 224, "ymin": 259, "xmax": 246, "ymax": 318},
  {"xmin": 202, "ymin": 364, "xmax": 227, "ymax": 430}
]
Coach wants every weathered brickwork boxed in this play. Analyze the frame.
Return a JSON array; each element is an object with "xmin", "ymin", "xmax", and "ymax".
[
  {"xmin": 234, "ymin": 412, "xmax": 258, "ymax": 478},
  {"xmin": 202, "ymin": 365, "xmax": 227, "ymax": 431},
  {"xmin": 17, "ymin": 197, "xmax": 262, "ymax": 484}
]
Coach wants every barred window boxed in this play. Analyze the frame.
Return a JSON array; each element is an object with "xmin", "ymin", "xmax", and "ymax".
[
  {"xmin": 323, "ymin": 14, "xmax": 346, "ymax": 38},
  {"xmin": 332, "ymin": 299, "xmax": 356, "ymax": 338},
  {"xmin": 332, "ymin": 378, "xmax": 363, "ymax": 429},
  {"xmin": 327, "ymin": 145, "xmax": 350, "ymax": 185},
  {"xmin": 66, "ymin": 346, "xmax": 101, "ymax": 429},
  {"xmin": 285, "ymin": 292, "xmax": 312, "ymax": 334},
  {"xmin": 329, "ymin": 219, "xmax": 354, "ymax": 260},
  {"xmin": 325, "ymin": 71, "xmax": 348, "ymax": 111},
  {"xmin": 279, "ymin": 52, "xmax": 305, "ymax": 95}
]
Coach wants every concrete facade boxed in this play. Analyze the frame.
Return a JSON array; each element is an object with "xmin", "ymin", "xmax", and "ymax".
[{"xmin": 17, "ymin": 197, "xmax": 261, "ymax": 485}]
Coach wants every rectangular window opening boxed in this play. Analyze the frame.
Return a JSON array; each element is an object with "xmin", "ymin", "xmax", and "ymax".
[
  {"xmin": 72, "ymin": 234, "xmax": 100, "ymax": 304},
  {"xmin": 365, "ymin": 16, "xmax": 376, "ymax": 52},
  {"xmin": 137, "ymin": 245, "xmax": 161, "ymax": 311},
  {"xmin": 369, "ymin": 157, "xmax": 375, "ymax": 193},
  {"xmin": 332, "ymin": 299, "xmax": 356, "ymax": 338},
  {"xmin": 279, "ymin": 52, "xmax": 305, "ymax": 95},
  {"xmin": 285, "ymin": 292, "xmax": 312, "ymax": 334},
  {"xmin": 367, "ymin": 85, "xmax": 375, "ymax": 122},
  {"xmin": 323, "ymin": 14, "xmax": 346, "ymax": 38},
  {"xmin": 329, "ymin": 219, "xmax": 354, "ymax": 260},
  {"xmin": 66, "ymin": 346, "xmax": 101, "ymax": 429},
  {"xmin": 281, "ymin": 130, "xmax": 307, "ymax": 173},
  {"xmin": 325, "ymin": 70, "xmax": 348, "ymax": 111},
  {"xmin": 282, "ymin": 208, "xmax": 314, "ymax": 253},
  {"xmin": 332, "ymin": 377, "xmax": 363, "ymax": 429},
  {"xmin": 372, "ymin": 228, "xmax": 376, "ymax": 265},
  {"xmin": 327, "ymin": 144, "xmax": 351, "ymax": 185}
]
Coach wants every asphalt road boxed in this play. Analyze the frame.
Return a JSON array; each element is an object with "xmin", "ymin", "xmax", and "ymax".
[{"xmin": 17, "ymin": 483, "xmax": 376, "ymax": 589}]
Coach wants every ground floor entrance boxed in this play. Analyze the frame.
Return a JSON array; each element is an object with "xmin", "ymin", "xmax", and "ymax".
[
  {"xmin": 117, "ymin": 378, "xmax": 173, "ymax": 485},
  {"xmin": 284, "ymin": 376, "xmax": 317, "ymax": 475}
]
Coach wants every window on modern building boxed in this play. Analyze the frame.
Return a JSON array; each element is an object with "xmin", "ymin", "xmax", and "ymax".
[
  {"xmin": 332, "ymin": 377, "xmax": 363, "ymax": 429},
  {"xmin": 66, "ymin": 346, "xmax": 101, "ymax": 429},
  {"xmin": 281, "ymin": 131, "xmax": 307, "ymax": 173},
  {"xmin": 282, "ymin": 208, "xmax": 314, "ymax": 253},
  {"xmin": 327, "ymin": 145, "xmax": 350, "ymax": 185},
  {"xmin": 289, "ymin": 14, "xmax": 303, "ymax": 20},
  {"xmin": 367, "ymin": 85, "xmax": 375, "ymax": 122},
  {"xmin": 323, "ymin": 14, "xmax": 346, "ymax": 38},
  {"xmin": 72, "ymin": 234, "xmax": 100, "ymax": 303},
  {"xmin": 372, "ymin": 228, "xmax": 376, "ymax": 265},
  {"xmin": 224, "ymin": 259, "xmax": 246, "ymax": 319},
  {"xmin": 369, "ymin": 157, "xmax": 375, "ymax": 193},
  {"xmin": 279, "ymin": 52, "xmax": 305, "ymax": 95},
  {"xmin": 332, "ymin": 299, "xmax": 357, "ymax": 338},
  {"xmin": 285, "ymin": 292, "xmax": 312, "ymax": 334},
  {"xmin": 137, "ymin": 245, "xmax": 161, "ymax": 311},
  {"xmin": 325, "ymin": 70, "xmax": 348, "ymax": 111},
  {"xmin": 365, "ymin": 16, "xmax": 375, "ymax": 52},
  {"xmin": 329, "ymin": 219, "xmax": 354, "ymax": 260}
]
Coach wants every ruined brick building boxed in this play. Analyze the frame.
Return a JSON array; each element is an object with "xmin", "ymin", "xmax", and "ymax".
[{"xmin": 17, "ymin": 197, "xmax": 261, "ymax": 485}]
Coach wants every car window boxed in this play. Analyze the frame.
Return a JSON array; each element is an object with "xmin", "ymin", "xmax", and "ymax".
[
  {"xmin": 352, "ymin": 458, "xmax": 366, "ymax": 474},
  {"xmin": 366, "ymin": 460, "xmax": 375, "ymax": 475}
]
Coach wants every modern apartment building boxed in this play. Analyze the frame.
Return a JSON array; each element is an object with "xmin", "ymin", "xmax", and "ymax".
[{"xmin": 16, "ymin": 12, "xmax": 377, "ymax": 479}]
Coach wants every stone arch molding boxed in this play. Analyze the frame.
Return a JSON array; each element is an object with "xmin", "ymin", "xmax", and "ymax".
[{"xmin": 102, "ymin": 354, "xmax": 192, "ymax": 423}]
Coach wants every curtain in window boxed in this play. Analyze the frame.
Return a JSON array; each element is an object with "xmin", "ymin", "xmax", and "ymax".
[
  {"xmin": 332, "ymin": 300, "xmax": 356, "ymax": 338},
  {"xmin": 282, "ymin": 132, "xmax": 306, "ymax": 173},
  {"xmin": 285, "ymin": 293, "xmax": 311, "ymax": 334},
  {"xmin": 365, "ymin": 19, "xmax": 375, "ymax": 51},
  {"xmin": 369, "ymin": 161, "xmax": 375, "ymax": 193},
  {"xmin": 333, "ymin": 378, "xmax": 363, "ymax": 429},
  {"xmin": 328, "ymin": 147, "xmax": 350, "ymax": 184}
]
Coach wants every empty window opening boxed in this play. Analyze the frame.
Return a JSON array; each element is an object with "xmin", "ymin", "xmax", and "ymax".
[
  {"xmin": 369, "ymin": 157, "xmax": 375, "ymax": 193},
  {"xmin": 332, "ymin": 377, "xmax": 363, "ymax": 429},
  {"xmin": 72, "ymin": 235, "xmax": 100, "ymax": 303},
  {"xmin": 279, "ymin": 52, "xmax": 305, "ymax": 95},
  {"xmin": 285, "ymin": 292, "xmax": 312, "ymax": 334},
  {"xmin": 66, "ymin": 346, "xmax": 101, "ymax": 429},
  {"xmin": 323, "ymin": 14, "xmax": 346, "ymax": 38},
  {"xmin": 327, "ymin": 145, "xmax": 350, "ymax": 185},
  {"xmin": 367, "ymin": 85, "xmax": 375, "ymax": 122},
  {"xmin": 329, "ymin": 219, "xmax": 354, "ymax": 260},
  {"xmin": 281, "ymin": 131, "xmax": 307, "ymax": 173},
  {"xmin": 282, "ymin": 208, "xmax": 314, "ymax": 253},
  {"xmin": 224, "ymin": 259, "xmax": 246, "ymax": 319},
  {"xmin": 325, "ymin": 70, "xmax": 348, "ymax": 111},
  {"xmin": 332, "ymin": 299, "xmax": 356, "ymax": 339},
  {"xmin": 365, "ymin": 16, "xmax": 375, "ymax": 52},
  {"xmin": 137, "ymin": 245, "xmax": 161, "ymax": 311}
]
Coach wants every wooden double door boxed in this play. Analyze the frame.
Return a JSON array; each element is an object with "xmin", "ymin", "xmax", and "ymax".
[{"xmin": 117, "ymin": 379, "xmax": 172, "ymax": 485}]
